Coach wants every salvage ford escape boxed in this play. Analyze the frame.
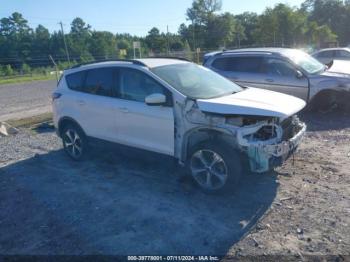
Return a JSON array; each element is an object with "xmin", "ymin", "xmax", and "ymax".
[{"xmin": 52, "ymin": 58, "xmax": 306, "ymax": 192}]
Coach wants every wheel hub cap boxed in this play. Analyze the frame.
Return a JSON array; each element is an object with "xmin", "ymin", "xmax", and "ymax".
[
  {"xmin": 190, "ymin": 149, "xmax": 228, "ymax": 190},
  {"xmin": 63, "ymin": 129, "xmax": 82, "ymax": 158}
]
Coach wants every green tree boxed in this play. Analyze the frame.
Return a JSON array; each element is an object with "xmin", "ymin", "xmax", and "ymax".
[
  {"xmin": 32, "ymin": 25, "xmax": 50, "ymax": 62},
  {"xmin": 253, "ymin": 4, "xmax": 308, "ymax": 47},
  {"xmin": 89, "ymin": 31, "xmax": 117, "ymax": 59},
  {"xmin": 69, "ymin": 17, "xmax": 92, "ymax": 61},
  {"xmin": 235, "ymin": 12, "xmax": 258, "ymax": 46},
  {"xmin": 306, "ymin": 21, "xmax": 337, "ymax": 48},
  {"xmin": 186, "ymin": 0, "xmax": 222, "ymax": 25},
  {"xmin": 302, "ymin": 0, "xmax": 350, "ymax": 45},
  {"xmin": 3, "ymin": 65, "xmax": 14, "ymax": 76},
  {"xmin": 21, "ymin": 63, "xmax": 31, "ymax": 74},
  {"xmin": 145, "ymin": 27, "xmax": 167, "ymax": 53},
  {"xmin": 206, "ymin": 13, "xmax": 237, "ymax": 48}
]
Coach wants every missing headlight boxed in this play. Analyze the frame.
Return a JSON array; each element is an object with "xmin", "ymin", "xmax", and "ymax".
[{"xmin": 253, "ymin": 125, "xmax": 278, "ymax": 140}]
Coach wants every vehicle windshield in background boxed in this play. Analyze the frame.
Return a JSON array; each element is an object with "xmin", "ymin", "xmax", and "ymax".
[
  {"xmin": 285, "ymin": 49, "xmax": 325, "ymax": 74},
  {"xmin": 151, "ymin": 63, "xmax": 242, "ymax": 99}
]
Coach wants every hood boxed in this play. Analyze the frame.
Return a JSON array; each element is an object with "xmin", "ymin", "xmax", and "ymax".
[
  {"xmin": 326, "ymin": 60, "xmax": 350, "ymax": 76},
  {"xmin": 312, "ymin": 60, "xmax": 350, "ymax": 92},
  {"xmin": 197, "ymin": 88, "xmax": 306, "ymax": 120}
]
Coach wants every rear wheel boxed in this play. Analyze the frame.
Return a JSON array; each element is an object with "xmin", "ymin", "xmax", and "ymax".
[
  {"xmin": 187, "ymin": 141, "xmax": 242, "ymax": 193},
  {"xmin": 61, "ymin": 124, "xmax": 87, "ymax": 161}
]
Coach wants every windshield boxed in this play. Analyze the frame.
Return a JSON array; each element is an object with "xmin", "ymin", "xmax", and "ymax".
[
  {"xmin": 151, "ymin": 63, "xmax": 242, "ymax": 99},
  {"xmin": 284, "ymin": 49, "xmax": 325, "ymax": 74}
]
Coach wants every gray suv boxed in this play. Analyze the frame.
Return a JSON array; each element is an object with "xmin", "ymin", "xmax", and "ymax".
[{"xmin": 204, "ymin": 48, "xmax": 350, "ymax": 110}]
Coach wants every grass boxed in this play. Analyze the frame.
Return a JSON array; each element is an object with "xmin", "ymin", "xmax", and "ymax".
[
  {"xmin": 0, "ymin": 74, "xmax": 56, "ymax": 85},
  {"xmin": 6, "ymin": 112, "xmax": 53, "ymax": 128}
]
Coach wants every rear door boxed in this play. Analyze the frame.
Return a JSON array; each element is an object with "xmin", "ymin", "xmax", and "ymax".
[
  {"xmin": 259, "ymin": 57, "xmax": 309, "ymax": 100},
  {"xmin": 66, "ymin": 67, "xmax": 119, "ymax": 141},
  {"xmin": 113, "ymin": 68, "xmax": 175, "ymax": 156}
]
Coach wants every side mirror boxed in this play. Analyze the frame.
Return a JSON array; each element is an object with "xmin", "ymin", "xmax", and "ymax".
[
  {"xmin": 296, "ymin": 70, "xmax": 304, "ymax": 79},
  {"xmin": 145, "ymin": 93, "xmax": 166, "ymax": 106},
  {"xmin": 326, "ymin": 60, "xmax": 334, "ymax": 69}
]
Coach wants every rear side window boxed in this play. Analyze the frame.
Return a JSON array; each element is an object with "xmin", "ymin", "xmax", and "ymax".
[
  {"xmin": 212, "ymin": 57, "xmax": 230, "ymax": 71},
  {"xmin": 212, "ymin": 56, "xmax": 263, "ymax": 73},
  {"xmin": 66, "ymin": 71, "xmax": 85, "ymax": 91},
  {"xmin": 84, "ymin": 68, "xmax": 115, "ymax": 97}
]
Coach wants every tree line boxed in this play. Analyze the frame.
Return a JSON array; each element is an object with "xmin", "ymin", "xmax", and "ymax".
[{"xmin": 1, "ymin": 0, "xmax": 350, "ymax": 76}]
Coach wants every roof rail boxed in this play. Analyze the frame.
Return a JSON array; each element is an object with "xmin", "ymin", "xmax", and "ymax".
[
  {"xmin": 147, "ymin": 56, "xmax": 190, "ymax": 62},
  {"xmin": 70, "ymin": 59, "xmax": 147, "ymax": 69},
  {"xmin": 222, "ymin": 50, "xmax": 269, "ymax": 54}
]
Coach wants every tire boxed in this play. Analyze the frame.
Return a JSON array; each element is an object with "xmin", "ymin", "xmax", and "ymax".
[
  {"xmin": 186, "ymin": 140, "xmax": 242, "ymax": 193},
  {"xmin": 310, "ymin": 91, "xmax": 338, "ymax": 113},
  {"xmin": 61, "ymin": 123, "xmax": 87, "ymax": 161}
]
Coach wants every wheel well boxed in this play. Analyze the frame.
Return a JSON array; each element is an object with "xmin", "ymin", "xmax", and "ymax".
[
  {"xmin": 181, "ymin": 128, "xmax": 235, "ymax": 162},
  {"xmin": 58, "ymin": 117, "xmax": 85, "ymax": 137},
  {"xmin": 310, "ymin": 89, "xmax": 344, "ymax": 111}
]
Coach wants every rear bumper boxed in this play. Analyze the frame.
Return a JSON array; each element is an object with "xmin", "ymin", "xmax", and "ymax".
[{"xmin": 246, "ymin": 121, "xmax": 306, "ymax": 173}]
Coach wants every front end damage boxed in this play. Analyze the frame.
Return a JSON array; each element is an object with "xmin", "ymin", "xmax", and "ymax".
[
  {"xmin": 182, "ymin": 101, "xmax": 306, "ymax": 173},
  {"xmin": 236, "ymin": 116, "xmax": 306, "ymax": 172}
]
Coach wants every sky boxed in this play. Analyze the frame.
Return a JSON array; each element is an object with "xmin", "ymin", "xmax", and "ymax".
[{"xmin": 1, "ymin": 0, "xmax": 305, "ymax": 36}]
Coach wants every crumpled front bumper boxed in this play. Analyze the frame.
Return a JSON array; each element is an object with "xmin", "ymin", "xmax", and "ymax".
[
  {"xmin": 246, "ymin": 121, "xmax": 307, "ymax": 173},
  {"xmin": 263, "ymin": 122, "xmax": 306, "ymax": 157}
]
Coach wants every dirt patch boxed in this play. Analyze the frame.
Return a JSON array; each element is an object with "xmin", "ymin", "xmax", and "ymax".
[
  {"xmin": 6, "ymin": 113, "xmax": 53, "ymax": 128},
  {"xmin": 0, "ymin": 111, "xmax": 349, "ymax": 256}
]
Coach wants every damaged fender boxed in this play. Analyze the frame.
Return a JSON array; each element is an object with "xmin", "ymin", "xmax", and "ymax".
[{"xmin": 179, "ymin": 99, "xmax": 306, "ymax": 173}]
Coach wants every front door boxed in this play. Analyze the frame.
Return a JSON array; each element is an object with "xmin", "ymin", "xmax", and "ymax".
[
  {"xmin": 114, "ymin": 68, "xmax": 174, "ymax": 156},
  {"xmin": 259, "ymin": 57, "xmax": 309, "ymax": 101}
]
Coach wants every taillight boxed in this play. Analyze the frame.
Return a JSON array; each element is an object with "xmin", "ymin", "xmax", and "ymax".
[{"xmin": 52, "ymin": 92, "xmax": 62, "ymax": 102}]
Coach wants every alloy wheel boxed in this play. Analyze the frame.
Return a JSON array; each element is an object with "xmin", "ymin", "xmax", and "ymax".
[
  {"xmin": 63, "ymin": 129, "xmax": 83, "ymax": 159},
  {"xmin": 190, "ymin": 149, "xmax": 228, "ymax": 190}
]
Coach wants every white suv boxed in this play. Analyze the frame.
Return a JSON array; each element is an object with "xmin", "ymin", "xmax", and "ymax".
[{"xmin": 52, "ymin": 58, "xmax": 306, "ymax": 192}]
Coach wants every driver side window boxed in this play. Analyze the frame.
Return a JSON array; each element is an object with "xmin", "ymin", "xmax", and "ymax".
[
  {"xmin": 118, "ymin": 68, "xmax": 164, "ymax": 102},
  {"xmin": 264, "ymin": 58, "xmax": 296, "ymax": 77}
]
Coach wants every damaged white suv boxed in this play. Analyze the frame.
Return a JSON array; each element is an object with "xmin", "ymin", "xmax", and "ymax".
[{"xmin": 52, "ymin": 58, "xmax": 306, "ymax": 192}]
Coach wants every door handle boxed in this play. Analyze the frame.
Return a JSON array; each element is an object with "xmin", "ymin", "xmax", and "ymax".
[
  {"xmin": 265, "ymin": 78, "xmax": 274, "ymax": 83},
  {"xmin": 77, "ymin": 100, "xmax": 86, "ymax": 106},
  {"xmin": 119, "ymin": 107, "xmax": 129, "ymax": 113}
]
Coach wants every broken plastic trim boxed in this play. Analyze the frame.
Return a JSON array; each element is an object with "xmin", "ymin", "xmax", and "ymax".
[{"xmin": 237, "ymin": 118, "xmax": 306, "ymax": 173}]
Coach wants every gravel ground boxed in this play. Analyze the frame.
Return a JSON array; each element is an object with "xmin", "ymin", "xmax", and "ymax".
[
  {"xmin": 0, "ymin": 80, "xmax": 56, "ymax": 122},
  {"xmin": 0, "ymin": 111, "xmax": 349, "ymax": 257}
]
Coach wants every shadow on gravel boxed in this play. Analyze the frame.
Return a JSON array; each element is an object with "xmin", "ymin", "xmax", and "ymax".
[
  {"xmin": 299, "ymin": 110, "xmax": 350, "ymax": 132},
  {"xmin": 0, "ymin": 147, "xmax": 278, "ymax": 255}
]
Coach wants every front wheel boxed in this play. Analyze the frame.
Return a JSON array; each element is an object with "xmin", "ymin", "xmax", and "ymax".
[
  {"xmin": 187, "ymin": 141, "xmax": 242, "ymax": 193},
  {"xmin": 61, "ymin": 124, "xmax": 87, "ymax": 161}
]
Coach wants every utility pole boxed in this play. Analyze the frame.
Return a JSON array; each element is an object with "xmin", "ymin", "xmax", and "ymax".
[
  {"xmin": 166, "ymin": 25, "xmax": 170, "ymax": 56},
  {"xmin": 59, "ymin": 22, "xmax": 71, "ymax": 65},
  {"xmin": 192, "ymin": 19, "xmax": 195, "ymax": 52}
]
